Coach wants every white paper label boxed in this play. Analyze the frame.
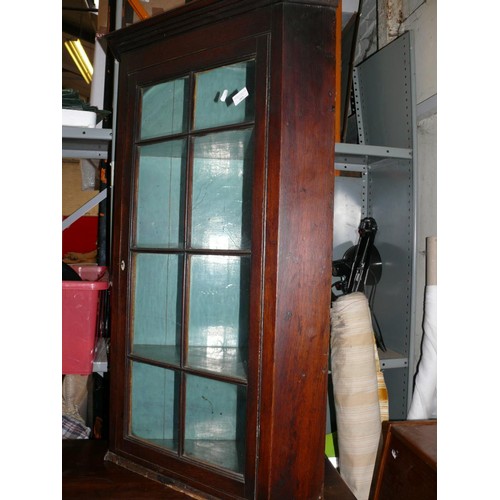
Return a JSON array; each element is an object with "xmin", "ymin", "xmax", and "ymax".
[
  {"xmin": 232, "ymin": 87, "xmax": 249, "ymax": 106},
  {"xmin": 220, "ymin": 89, "xmax": 228, "ymax": 102}
]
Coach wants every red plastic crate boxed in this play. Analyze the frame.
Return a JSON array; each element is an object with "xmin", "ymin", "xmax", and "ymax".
[{"xmin": 62, "ymin": 265, "xmax": 109, "ymax": 375}]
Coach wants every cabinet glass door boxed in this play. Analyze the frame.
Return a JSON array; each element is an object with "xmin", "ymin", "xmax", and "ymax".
[{"xmin": 127, "ymin": 61, "xmax": 255, "ymax": 474}]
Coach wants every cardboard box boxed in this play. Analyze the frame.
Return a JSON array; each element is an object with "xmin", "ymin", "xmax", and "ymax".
[
  {"xmin": 97, "ymin": 0, "xmax": 189, "ymax": 35},
  {"xmin": 97, "ymin": 0, "xmax": 110, "ymax": 36},
  {"xmin": 124, "ymin": 0, "xmax": 186, "ymax": 27}
]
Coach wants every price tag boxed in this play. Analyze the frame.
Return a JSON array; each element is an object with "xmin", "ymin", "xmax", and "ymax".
[{"xmin": 232, "ymin": 87, "xmax": 249, "ymax": 106}]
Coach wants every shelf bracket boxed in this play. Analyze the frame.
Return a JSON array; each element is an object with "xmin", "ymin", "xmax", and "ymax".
[{"xmin": 63, "ymin": 188, "xmax": 107, "ymax": 231}]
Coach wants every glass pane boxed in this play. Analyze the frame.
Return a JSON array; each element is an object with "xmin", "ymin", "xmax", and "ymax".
[
  {"xmin": 135, "ymin": 140, "xmax": 186, "ymax": 249},
  {"xmin": 130, "ymin": 361, "xmax": 179, "ymax": 451},
  {"xmin": 191, "ymin": 129, "xmax": 253, "ymax": 250},
  {"xmin": 187, "ymin": 255, "xmax": 250, "ymax": 379},
  {"xmin": 140, "ymin": 77, "xmax": 188, "ymax": 139},
  {"xmin": 193, "ymin": 61, "xmax": 255, "ymax": 130},
  {"xmin": 184, "ymin": 374, "xmax": 246, "ymax": 473},
  {"xmin": 131, "ymin": 253, "xmax": 183, "ymax": 366}
]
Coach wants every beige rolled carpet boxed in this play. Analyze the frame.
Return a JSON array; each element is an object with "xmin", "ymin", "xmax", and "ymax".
[{"xmin": 331, "ymin": 292, "xmax": 383, "ymax": 500}]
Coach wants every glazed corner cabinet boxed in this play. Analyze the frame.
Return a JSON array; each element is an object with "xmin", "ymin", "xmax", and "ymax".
[{"xmin": 104, "ymin": 1, "xmax": 337, "ymax": 498}]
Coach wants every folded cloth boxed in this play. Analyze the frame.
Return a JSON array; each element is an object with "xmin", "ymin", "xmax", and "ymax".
[{"xmin": 62, "ymin": 414, "xmax": 91, "ymax": 439}]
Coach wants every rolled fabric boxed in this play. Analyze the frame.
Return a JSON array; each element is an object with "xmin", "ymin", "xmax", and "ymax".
[
  {"xmin": 407, "ymin": 284, "xmax": 437, "ymax": 419},
  {"xmin": 331, "ymin": 292, "xmax": 382, "ymax": 500},
  {"xmin": 62, "ymin": 374, "xmax": 89, "ymax": 425},
  {"xmin": 408, "ymin": 236, "xmax": 437, "ymax": 420}
]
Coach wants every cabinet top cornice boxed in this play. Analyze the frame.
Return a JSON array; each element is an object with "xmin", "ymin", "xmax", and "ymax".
[{"xmin": 102, "ymin": 0, "xmax": 338, "ymax": 59}]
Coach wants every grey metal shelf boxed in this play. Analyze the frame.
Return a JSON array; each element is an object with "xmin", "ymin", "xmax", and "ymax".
[
  {"xmin": 378, "ymin": 348, "xmax": 408, "ymax": 370},
  {"xmin": 331, "ymin": 32, "xmax": 417, "ymax": 420},
  {"xmin": 333, "ymin": 144, "xmax": 412, "ymax": 379},
  {"xmin": 62, "ymin": 126, "xmax": 113, "ymax": 159},
  {"xmin": 62, "ymin": 126, "xmax": 111, "ymax": 234},
  {"xmin": 335, "ymin": 143, "xmax": 412, "ymax": 168}
]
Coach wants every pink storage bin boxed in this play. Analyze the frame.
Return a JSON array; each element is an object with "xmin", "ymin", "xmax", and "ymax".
[{"xmin": 62, "ymin": 265, "xmax": 109, "ymax": 375}]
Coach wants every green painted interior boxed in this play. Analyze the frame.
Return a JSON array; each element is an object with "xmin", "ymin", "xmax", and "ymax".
[
  {"xmin": 128, "ymin": 59, "xmax": 255, "ymax": 474},
  {"xmin": 136, "ymin": 140, "xmax": 186, "ymax": 248},
  {"xmin": 140, "ymin": 77, "xmax": 188, "ymax": 140},
  {"xmin": 193, "ymin": 61, "xmax": 255, "ymax": 130},
  {"xmin": 130, "ymin": 361, "xmax": 179, "ymax": 451},
  {"xmin": 191, "ymin": 129, "xmax": 254, "ymax": 250},
  {"xmin": 131, "ymin": 253, "xmax": 182, "ymax": 363}
]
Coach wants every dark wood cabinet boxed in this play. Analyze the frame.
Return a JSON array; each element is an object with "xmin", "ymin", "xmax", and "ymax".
[
  {"xmin": 104, "ymin": 1, "xmax": 337, "ymax": 497},
  {"xmin": 369, "ymin": 420, "xmax": 437, "ymax": 500}
]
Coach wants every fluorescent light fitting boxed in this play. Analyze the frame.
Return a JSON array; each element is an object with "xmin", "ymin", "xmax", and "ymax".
[{"xmin": 65, "ymin": 39, "xmax": 93, "ymax": 84}]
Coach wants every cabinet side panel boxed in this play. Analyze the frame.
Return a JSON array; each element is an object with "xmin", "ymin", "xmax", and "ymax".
[
  {"xmin": 108, "ymin": 57, "xmax": 137, "ymax": 453},
  {"xmin": 259, "ymin": 3, "xmax": 337, "ymax": 498}
]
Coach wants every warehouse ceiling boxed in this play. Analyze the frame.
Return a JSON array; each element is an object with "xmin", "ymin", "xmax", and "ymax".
[
  {"xmin": 62, "ymin": 0, "xmax": 360, "ymax": 102},
  {"xmin": 62, "ymin": 0, "xmax": 98, "ymax": 100}
]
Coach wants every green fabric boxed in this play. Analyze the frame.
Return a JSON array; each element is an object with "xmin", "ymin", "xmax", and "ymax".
[{"xmin": 325, "ymin": 432, "xmax": 338, "ymax": 458}]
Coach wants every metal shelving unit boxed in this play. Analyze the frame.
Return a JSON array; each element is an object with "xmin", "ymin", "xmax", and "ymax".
[
  {"xmin": 62, "ymin": 125, "xmax": 112, "ymax": 231},
  {"xmin": 62, "ymin": 124, "xmax": 113, "ymax": 373},
  {"xmin": 332, "ymin": 31, "xmax": 417, "ymax": 420},
  {"xmin": 333, "ymin": 141, "xmax": 415, "ymax": 419}
]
